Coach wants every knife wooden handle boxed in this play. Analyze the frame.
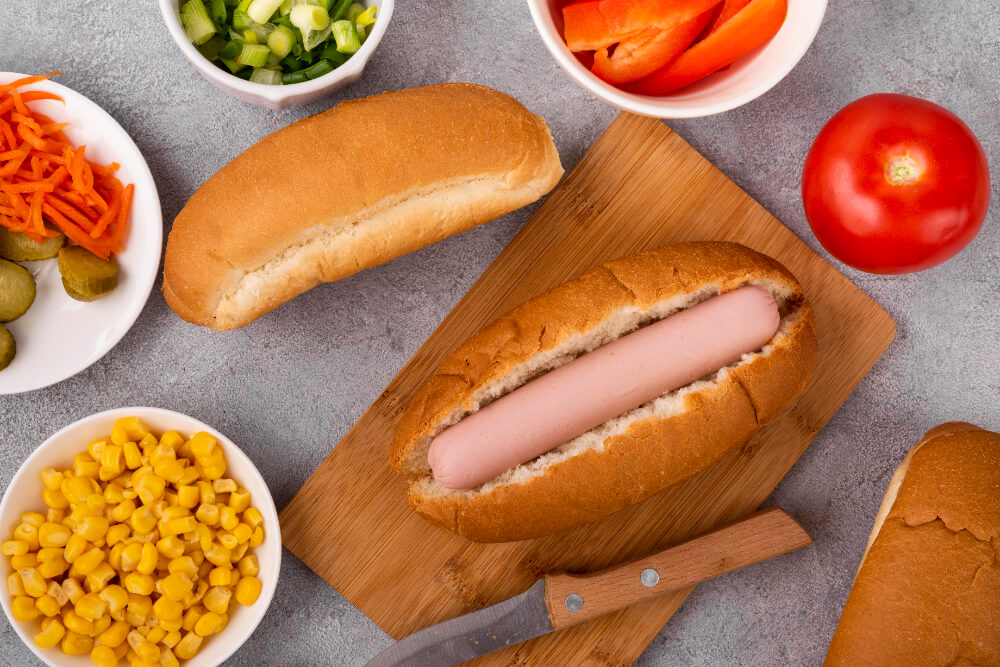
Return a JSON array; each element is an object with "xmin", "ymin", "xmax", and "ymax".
[{"xmin": 542, "ymin": 507, "xmax": 812, "ymax": 630}]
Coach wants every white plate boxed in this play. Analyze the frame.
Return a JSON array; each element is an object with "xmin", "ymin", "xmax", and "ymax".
[{"xmin": 0, "ymin": 74, "xmax": 162, "ymax": 394}]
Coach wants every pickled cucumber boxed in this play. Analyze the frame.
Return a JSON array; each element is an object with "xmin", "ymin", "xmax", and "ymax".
[
  {"xmin": 0, "ymin": 228, "xmax": 65, "ymax": 261},
  {"xmin": 58, "ymin": 246, "xmax": 118, "ymax": 301},
  {"xmin": 0, "ymin": 324, "xmax": 13, "ymax": 371},
  {"xmin": 0, "ymin": 258, "xmax": 36, "ymax": 322}
]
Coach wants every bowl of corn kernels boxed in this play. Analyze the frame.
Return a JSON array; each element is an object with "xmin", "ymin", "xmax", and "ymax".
[{"xmin": 0, "ymin": 407, "xmax": 280, "ymax": 667}]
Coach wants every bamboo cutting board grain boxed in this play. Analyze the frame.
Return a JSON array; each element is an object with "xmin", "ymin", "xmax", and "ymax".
[{"xmin": 280, "ymin": 113, "xmax": 896, "ymax": 666}]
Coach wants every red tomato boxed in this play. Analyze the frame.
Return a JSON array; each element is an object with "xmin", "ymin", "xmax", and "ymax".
[{"xmin": 802, "ymin": 94, "xmax": 990, "ymax": 274}]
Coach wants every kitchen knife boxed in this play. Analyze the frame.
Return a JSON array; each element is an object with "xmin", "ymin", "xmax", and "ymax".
[{"xmin": 365, "ymin": 507, "xmax": 812, "ymax": 667}]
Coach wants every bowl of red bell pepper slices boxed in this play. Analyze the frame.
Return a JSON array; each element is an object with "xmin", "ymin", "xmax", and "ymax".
[{"xmin": 527, "ymin": 0, "xmax": 826, "ymax": 118}]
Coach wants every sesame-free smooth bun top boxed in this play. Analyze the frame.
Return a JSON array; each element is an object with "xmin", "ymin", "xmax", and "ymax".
[
  {"xmin": 163, "ymin": 84, "xmax": 564, "ymax": 330},
  {"xmin": 826, "ymin": 423, "xmax": 1000, "ymax": 665}
]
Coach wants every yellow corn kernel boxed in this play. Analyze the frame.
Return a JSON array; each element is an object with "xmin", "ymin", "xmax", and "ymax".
[
  {"xmin": 174, "ymin": 631, "xmax": 202, "ymax": 660},
  {"xmin": 207, "ymin": 566, "xmax": 230, "ymax": 587},
  {"xmin": 250, "ymin": 525, "xmax": 265, "ymax": 547},
  {"xmin": 107, "ymin": 524, "xmax": 130, "ymax": 548},
  {"xmin": 229, "ymin": 542, "xmax": 249, "ymax": 564},
  {"xmin": 37, "ymin": 546, "xmax": 62, "ymax": 562},
  {"xmin": 163, "ymin": 517, "xmax": 197, "ymax": 538},
  {"xmin": 33, "ymin": 616, "xmax": 65, "ymax": 648},
  {"xmin": 94, "ymin": 583, "xmax": 127, "ymax": 614},
  {"xmin": 6, "ymin": 572, "xmax": 25, "ymax": 597},
  {"xmin": 155, "ymin": 460, "xmax": 186, "ymax": 487},
  {"xmin": 75, "ymin": 460, "xmax": 100, "ymax": 480},
  {"xmin": 73, "ymin": 547, "xmax": 105, "ymax": 576},
  {"xmin": 90, "ymin": 644, "xmax": 118, "ymax": 667},
  {"xmin": 87, "ymin": 493, "xmax": 107, "ymax": 514},
  {"xmin": 161, "ymin": 504, "xmax": 189, "ymax": 519},
  {"xmin": 194, "ymin": 503, "xmax": 219, "ymax": 526},
  {"xmin": 235, "ymin": 575, "xmax": 262, "ymax": 606},
  {"xmin": 61, "ymin": 629, "xmax": 93, "ymax": 655},
  {"xmin": 38, "ymin": 558, "xmax": 70, "ymax": 579},
  {"xmin": 158, "ymin": 646, "xmax": 180, "ymax": 667},
  {"xmin": 197, "ymin": 561, "xmax": 213, "ymax": 581},
  {"xmin": 238, "ymin": 554, "xmax": 260, "ymax": 577},
  {"xmin": 61, "ymin": 534, "xmax": 86, "ymax": 564},
  {"xmin": 75, "ymin": 515, "xmax": 109, "ymax": 542},
  {"xmin": 35, "ymin": 593, "xmax": 61, "ymax": 617},
  {"xmin": 146, "ymin": 626, "xmax": 167, "ymax": 645},
  {"xmin": 193, "ymin": 610, "xmax": 223, "ymax": 637},
  {"xmin": 20, "ymin": 511, "xmax": 44, "ymax": 527},
  {"xmin": 131, "ymin": 505, "xmax": 157, "ymax": 534},
  {"xmin": 40, "ymin": 467, "xmax": 63, "ymax": 490},
  {"xmin": 1, "ymin": 539, "xmax": 28, "ymax": 556},
  {"xmin": 42, "ymin": 487, "xmax": 69, "ymax": 510},
  {"xmin": 112, "ymin": 417, "xmax": 150, "ymax": 445},
  {"xmin": 188, "ymin": 432, "xmax": 216, "ymax": 459},
  {"xmin": 124, "ymin": 572, "xmax": 154, "ymax": 595},
  {"xmin": 195, "ymin": 480, "xmax": 215, "ymax": 505},
  {"xmin": 128, "ymin": 629, "xmax": 161, "ymax": 664},
  {"xmin": 210, "ymin": 478, "xmax": 236, "ymax": 494},
  {"xmin": 114, "ymin": 642, "xmax": 129, "ymax": 660},
  {"xmin": 171, "ymin": 486, "xmax": 196, "ymax": 510},
  {"xmin": 87, "ymin": 437, "xmax": 109, "ymax": 459},
  {"xmin": 148, "ymin": 500, "xmax": 168, "ymax": 520},
  {"xmin": 19, "ymin": 567, "xmax": 47, "ymax": 597},
  {"xmin": 200, "ymin": 460, "xmax": 226, "ymax": 481},
  {"xmin": 14, "ymin": 522, "xmax": 39, "ymax": 549},
  {"xmin": 62, "ymin": 608, "xmax": 94, "ymax": 634},
  {"xmin": 61, "ymin": 475, "xmax": 93, "ymax": 504},
  {"xmin": 98, "ymin": 619, "xmax": 130, "ymax": 647},
  {"xmin": 168, "ymin": 556, "xmax": 197, "ymax": 578},
  {"xmin": 99, "ymin": 443, "xmax": 125, "ymax": 473},
  {"xmin": 85, "ymin": 562, "xmax": 117, "ymax": 593},
  {"xmin": 62, "ymin": 577, "xmax": 85, "ymax": 604},
  {"xmin": 160, "ymin": 572, "xmax": 193, "ymax": 602},
  {"xmin": 12, "ymin": 595, "xmax": 40, "ymax": 620},
  {"xmin": 136, "ymin": 542, "xmax": 158, "ymax": 575},
  {"xmin": 178, "ymin": 467, "xmax": 199, "ymax": 486},
  {"xmin": 38, "ymin": 521, "xmax": 70, "ymax": 548},
  {"xmin": 204, "ymin": 542, "xmax": 231, "ymax": 568},
  {"xmin": 181, "ymin": 605, "xmax": 204, "ymax": 630},
  {"xmin": 158, "ymin": 616, "xmax": 183, "ymax": 633},
  {"xmin": 158, "ymin": 430, "xmax": 183, "ymax": 450},
  {"xmin": 45, "ymin": 508, "xmax": 64, "ymax": 524},
  {"xmin": 162, "ymin": 629, "xmax": 182, "ymax": 648},
  {"xmin": 203, "ymin": 586, "xmax": 232, "ymax": 615},
  {"xmin": 120, "ymin": 541, "xmax": 143, "ymax": 572},
  {"xmin": 94, "ymin": 613, "xmax": 112, "ymax": 635},
  {"xmin": 156, "ymin": 536, "xmax": 185, "ymax": 560},
  {"xmin": 218, "ymin": 531, "xmax": 240, "ymax": 551},
  {"xmin": 122, "ymin": 441, "xmax": 143, "ymax": 470},
  {"xmin": 44, "ymin": 582, "xmax": 67, "ymax": 608},
  {"xmin": 139, "ymin": 432, "xmax": 158, "ymax": 453},
  {"xmin": 110, "ymin": 543, "xmax": 126, "ymax": 570},
  {"xmin": 135, "ymin": 474, "xmax": 166, "ymax": 505},
  {"xmin": 228, "ymin": 487, "xmax": 251, "ymax": 512},
  {"xmin": 102, "ymin": 482, "xmax": 125, "ymax": 505},
  {"xmin": 11, "ymin": 553, "xmax": 38, "ymax": 569},
  {"xmin": 110, "ymin": 498, "xmax": 136, "ymax": 524},
  {"xmin": 75, "ymin": 592, "xmax": 108, "ymax": 620},
  {"xmin": 153, "ymin": 596, "xmax": 184, "ymax": 622}
]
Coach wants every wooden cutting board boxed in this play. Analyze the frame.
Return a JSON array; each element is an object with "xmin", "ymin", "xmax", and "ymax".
[{"xmin": 280, "ymin": 113, "xmax": 895, "ymax": 665}]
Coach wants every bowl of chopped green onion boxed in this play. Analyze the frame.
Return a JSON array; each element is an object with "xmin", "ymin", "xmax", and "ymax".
[{"xmin": 159, "ymin": 0, "xmax": 392, "ymax": 109}]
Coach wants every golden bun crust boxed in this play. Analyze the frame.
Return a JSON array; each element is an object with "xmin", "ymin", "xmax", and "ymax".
[
  {"xmin": 825, "ymin": 423, "xmax": 1000, "ymax": 666},
  {"xmin": 163, "ymin": 84, "xmax": 563, "ymax": 330},
  {"xmin": 391, "ymin": 242, "xmax": 817, "ymax": 542}
]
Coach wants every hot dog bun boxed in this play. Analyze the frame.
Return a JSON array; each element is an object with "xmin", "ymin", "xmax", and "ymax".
[
  {"xmin": 825, "ymin": 423, "xmax": 1000, "ymax": 666},
  {"xmin": 391, "ymin": 242, "xmax": 817, "ymax": 542},
  {"xmin": 163, "ymin": 84, "xmax": 563, "ymax": 330}
]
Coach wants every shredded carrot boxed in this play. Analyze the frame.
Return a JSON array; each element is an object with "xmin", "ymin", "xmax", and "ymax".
[{"xmin": 0, "ymin": 72, "xmax": 132, "ymax": 258}]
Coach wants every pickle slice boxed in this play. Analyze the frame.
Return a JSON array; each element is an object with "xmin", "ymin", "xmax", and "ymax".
[
  {"xmin": 0, "ymin": 228, "xmax": 65, "ymax": 261},
  {"xmin": 58, "ymin": 247, "xmax": 118, "ymax": 301},
  {"xmin": 0, "ymin": 258, "xmax": 36, "ymax": 322},
  {"xmin": 0, "ymin": 324, "xmax": 13, "ymax": 371}
]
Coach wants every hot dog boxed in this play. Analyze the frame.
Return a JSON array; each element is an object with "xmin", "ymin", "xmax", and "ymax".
[{"xmin": 391, "ymin": 242, "xmax": 817, "ymax": 542}]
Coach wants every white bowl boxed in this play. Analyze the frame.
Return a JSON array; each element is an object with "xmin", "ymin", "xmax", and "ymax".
[
  {"xmin": 0, "ymin": 407, "xmax": 282, "ymax": 667},
  {"xmin": 159, "ymin": 0, "xmax": 394, "ymax": 109},
  {"xmin": 527, "ymin": 0, "xmax": 827, "ymax": 118},
  {"xmin": 0, "ymin": 74, "xmax": 163, "ymax": 396}
]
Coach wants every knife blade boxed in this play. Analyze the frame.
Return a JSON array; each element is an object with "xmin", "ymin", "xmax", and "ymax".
[{"xmin": 365, "ymin": 507, "xmax": 813, "ymax": 667}]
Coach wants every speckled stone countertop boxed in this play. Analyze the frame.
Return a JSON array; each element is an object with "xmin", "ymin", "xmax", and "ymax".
[{"xmin": 1, "ymin": 0, "xmax": 998, "ymax": 664}]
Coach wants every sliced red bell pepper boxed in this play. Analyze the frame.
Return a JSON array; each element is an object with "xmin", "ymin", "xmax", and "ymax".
[
  {"xmin": 563, "ymin": 0, "xmax": 722, "ymax": 52},
  {"xmin": 705, "ymin": 0, "xmax": 751, "ymax": 35},
  {"xmin": 623, "ymin": 0, "xmax": 787, "ymax": 95},
  {"xmin": 591, "ymin": 7, "xmax": 718, "ymax": 84}
]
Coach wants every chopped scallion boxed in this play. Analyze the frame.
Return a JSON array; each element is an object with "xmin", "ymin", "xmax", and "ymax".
[
  {"xmin": 211, "ymin": 0, "xmax": 228, "ymax": 26},
  {"xmin": 290, "ymin": 4, "xmax": 330, "ymax": 33},
  {"xmin": 278, "ymin": 0, "xmax": 292, "ymax": 15},
  {"xmin": 221, "ymin": 57, "xmax": 245, "ymax": 73},
  {"xmin": 247, "ymin": 0, "xmax": 285, "ymax": 24},
  {"xmin": 197, "ymin": 35, "xmax": 229, "ymax": 61},
  {"xmin": 329, "ymin": 0, "xmax": 352, "ymax": 20},
  {"xmin": 302, "ymin": 24, "xmax": 331, "ymax": 51},
  {"xmin": 218, "ymin": 39, "xmax": 243, "ymax": 59},
  {"xmin": 357, "ymin": 22, "xmax": 366, "ymax": 43},
  {"xmin": 354, "ymin": 5, "xmax": 376, "ymax": 27},
  {"xmin": 319, "ymin": 42, "xmax": 348, "ymax": 64},
  {"xmin": 232, "ymin": 8, "xmax": 253, "ymax": 29},
  {"xmin": 180, "ymin": 0, "xmax": 218, "ymax": 45},
  {"xmin": 236, "ymin": 0, "xmax": 253, "ymax": 11},
  {"xmin": 302, "ymin": 59, "xmax": 335, "ymax": 80},
  {"xmin": 281, "ymin": 70, "xmax": 309, "ymax": 85},
  {"xmin": 235, "ymin": 42, "xmax": 271, "ymax": 67},
  {"xmin": 267, "ymin": 24, "xmax": 296, "ymax": 58},
  {"xmin": 331, "ymin": 19, "xmax": 360, "ymax": 53},
  {"xmin": 249, "ymin": 67, "xmax": 284, "ymax": 84},
  {"xmin": 346, "ymin": 2, "xmax": 364, "ymax": 20}
]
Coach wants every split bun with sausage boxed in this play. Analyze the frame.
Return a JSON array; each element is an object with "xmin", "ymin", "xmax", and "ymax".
[
  {"xmin": 391, "ymin": 242, "xmax": 817, "ymax": 542},
  {"xmin": 825, "ymin": 422, "xmax": 1000, "ymax": 666},
  {"xmin": 163, "ymin": 84, "xmax": 563, "ymax": 330}
]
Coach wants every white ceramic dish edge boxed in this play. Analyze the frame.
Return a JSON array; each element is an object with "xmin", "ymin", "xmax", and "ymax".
[
  {"xmin": 158, "ymin": 0, "xmax": 394, "ymax": 109},
  {"xmin": 0, "ymin": 407, "xmax": 282, "ymax": 667}
]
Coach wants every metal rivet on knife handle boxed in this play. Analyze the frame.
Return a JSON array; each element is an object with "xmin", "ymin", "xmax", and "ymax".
[
  {"xmin": 640, "ymin": 568, "xmax": 659, "ymax": 587},
  {"xmin": 564, "ymin": 593, "xmax": 583, "ymax": 613}
]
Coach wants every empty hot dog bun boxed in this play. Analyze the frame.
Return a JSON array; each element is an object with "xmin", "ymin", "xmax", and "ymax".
[
  {"xmin": 163, "ymin": 84, "xmax": 563, "ymax": 330},
  {"xmin": 825, "ymin": 423, "xmax": 1000, "ymax": 666},
  {"xmin": 391, "ymin": 242, "xmax": 817, "ymax": 542}
]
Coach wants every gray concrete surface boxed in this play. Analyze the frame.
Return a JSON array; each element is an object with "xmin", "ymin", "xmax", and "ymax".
[{"xmin": 1, "ymin": 0, "xmax": 998, "ymax": 664}]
